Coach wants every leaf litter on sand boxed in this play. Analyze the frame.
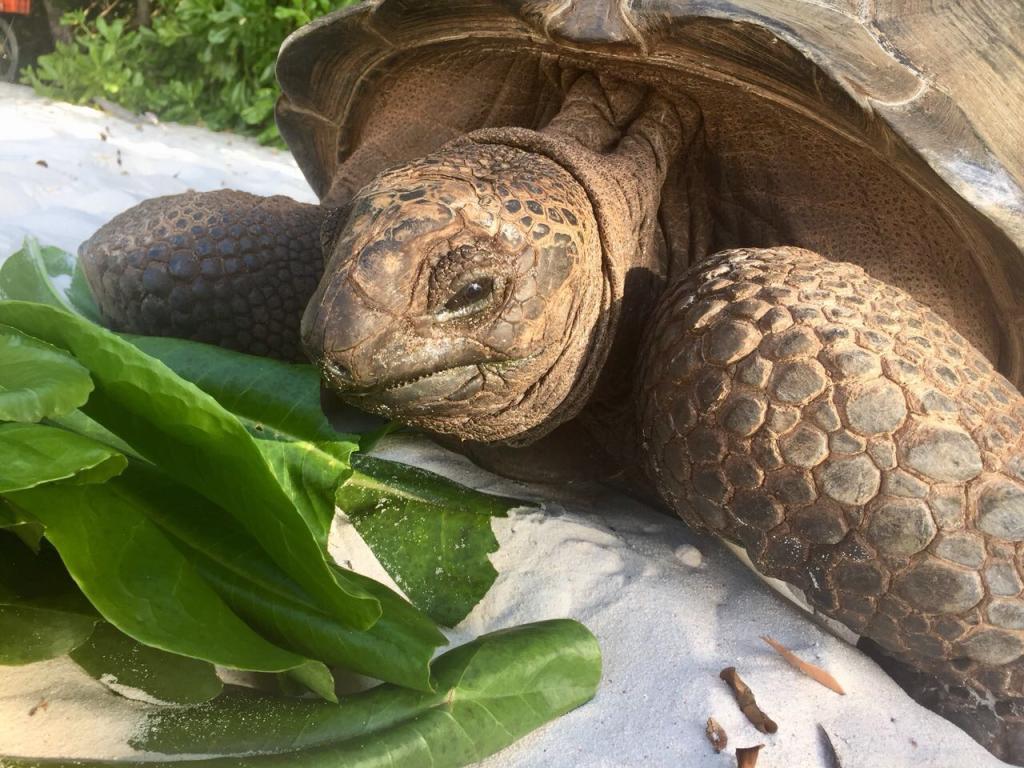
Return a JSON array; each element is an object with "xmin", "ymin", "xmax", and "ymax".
[
  {"xmin": 761, "ymin": 635, "xmax": 845, "ymax": 695},
  {"xmin": 705, "ymin": 717, "xmax": 728, "ymax": 753}
]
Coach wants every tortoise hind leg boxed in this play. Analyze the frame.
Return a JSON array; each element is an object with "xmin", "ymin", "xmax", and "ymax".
[
  {"xmin": 636, "ymin": 245, "xmax": 1024, "ymax": 763},
  {"xmin": 79, "ymin": 189, "xmax": 326, "ymax": 361}
]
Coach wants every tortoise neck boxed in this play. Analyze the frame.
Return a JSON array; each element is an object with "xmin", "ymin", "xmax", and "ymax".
[
  {"xmin": 538, "ymin": 73, "xmax": 690, "ymax": 275},
  {"xmin": 464, "ymin": 74, "xmax": 700, "ymax": 444},
  {"xmin": 540, "ymin": 72, "xmax": 649, "ymax": 153}
]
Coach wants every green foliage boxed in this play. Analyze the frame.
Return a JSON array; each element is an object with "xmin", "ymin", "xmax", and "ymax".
[
  {"xmin": 0, "ymin": 422, "xmax": 126, "ymax": 492},
  {"xmin": 0, "ymin": 533, "xmax": 98, "ymax": 666},
  {"xmin": 0, "ymin": 239, "xmax": 599, "ymax": 765},
  {"xmin": 0, "ymin": 299, "xmax": 382, "ymax": 632},
  {"xmin": 0, "ymin": 329, "xmax": 92, "ymax": 423},
  {"xmin": 5, "ymin": 620, "xmax": 600, "ymax": 768},
  {"xmin": 69, "ymin": 621, "xmax": 225, "ymax": 706},
  {"xmin": 126, "ymin": 333, "xmax": 534, "ymax": 630},
  {"xmin": 0, "ymin": 238, "xmax": 100, "ymax": 322},
  {"xmin": 0, "ymin": 238, "xmax": 549, "ymax": 682},
  {"xmin": 24, "ymin": 1, "xmax": 356, "ymax": 145},
  {"xmin": 339, "ymin": 458, "xmax": 519, "ymax": 627}
]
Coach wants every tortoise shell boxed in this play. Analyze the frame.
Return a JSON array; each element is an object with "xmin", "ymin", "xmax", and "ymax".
[{"xmin": 274, "ymin": 0, "xmax": 1024, "ymax": 381}]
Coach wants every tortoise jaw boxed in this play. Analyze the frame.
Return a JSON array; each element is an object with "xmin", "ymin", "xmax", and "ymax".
[{"xmin": 322, "ymin": 360, "xmax": 504, "ymax": 411}]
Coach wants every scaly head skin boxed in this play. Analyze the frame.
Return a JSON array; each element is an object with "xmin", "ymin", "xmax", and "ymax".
[{"xmin": 300, "ymin": 141, "xmax": 606, "ymax": 443}]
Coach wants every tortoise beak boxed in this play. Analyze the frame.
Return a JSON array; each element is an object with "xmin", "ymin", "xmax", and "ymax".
[{"xmin": 300, "ymin": 266, "xmax": 391, "ymax": 392}]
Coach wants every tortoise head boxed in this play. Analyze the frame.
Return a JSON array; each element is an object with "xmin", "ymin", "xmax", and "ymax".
[{"xmin": 300, "ymin": 142, "xmax": 606, "ymax": 443}]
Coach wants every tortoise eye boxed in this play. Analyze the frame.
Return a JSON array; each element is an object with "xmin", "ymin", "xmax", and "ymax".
[{"xmin": 443, "ymin": 277, "xmax": 495, "ymax": 314}]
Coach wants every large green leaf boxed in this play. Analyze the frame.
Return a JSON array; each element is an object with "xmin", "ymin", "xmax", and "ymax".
[
  {"xmin": 255, "ymin": 438, "xmax": 352, "ymax": 547},
  {"xmin": 0, "ymin": 532, "xmax": 98, "ymax": 665},
  {"xmin": 34, "ymin": 411, "xmax": 440, "ymax": 689},
  {"xmin": 70, "ymin": 622, "xmax": 223, "ymax": 706},
  {"xmin": 6, "ymin": 479, "xmax": 336, "ymax": 699},
  {"xmin": 0, "ymin": 300, "xmax": 380, "ymax": 631},
  {"xmin": 0, "ymin": 238, "xmax": 73, "ymax": 312},
  {"xmin": 339, "ymin": 457, "xmax": 526, "ymax": 627},
  {"xmin": 0, "ymin": 237, "xmax": 101, "ymax": 321},
  {"xmin": 254, "ymin": 447, "xmax": 525, "ymax": 627},
  {"xmin": 143, "ymin": 619, "xmax": 600, "ymax": 764},
  {"xmin": 48, "ymin": 408, "xmax": 144, "ymax": 462},
  {"xmin": 0, "ymin": 422, "xmax": 126, "ymax": 493},
  {"xmin": 0, "ymin": 497, "xmax": 44, "ymax": 551},
  {"xmin": 2, "ymin": 619, "xmax": 600, "ymax": 768},
  {"xmin": 0, "ymin": 325, "xmax": 93, "ymax": 422},
  {"xmin": 127, "ymin": 333, "xmax": 530, "ymax": 626},
  {"xmin": 127, "ymin": 335, "xmax": 364, "ymax": 446},
  {"xmin": 0, "ymin": 604, "xmax": 96, "ymax": 665},
  {"xmin": 5, "ymin": 533, "xmax": 221, "ymax": 701},
  {"xmin": 127, "ymin": 336, "xmax": 373, "ymax": 543},
  {"xmin": 121, "ymin": 465, "xmax": 445, "ymax": 692}
]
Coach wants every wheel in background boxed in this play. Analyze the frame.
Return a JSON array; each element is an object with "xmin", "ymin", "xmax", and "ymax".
[{"xmin": 0, "ymin": 18, "xmax": 19, "ymax": 83}]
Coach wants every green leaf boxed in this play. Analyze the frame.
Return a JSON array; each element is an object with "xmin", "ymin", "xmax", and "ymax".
[
  {"xmin": 68, "ymin": 261, "xmax": 102, "ymax": 321},
  {"xmin": 0, "ymin": 604, "xmax": 97, "ymax": 666},
  {"xmin": 256, "ymin": 438, "xmax": 351, "ymax": 546},
  {"xmin": 0, "ymin": 422, "xmax": 126, "ymax": 493},
  {"xmin": 70, "ymin": 622, "xmax": 223, "ymax": 706},
  {"xmin": 126, "ymin": 336, "xmax": 391, "ymax": 544},
  {"xmin": 125, "ymin": 334, "xmax": 529, "ymax": 627},
  {"xmin": 126, "ymin": 335, "xmax": 374, "ymax": 446},
  {"xmin": 0, "ymin": 301, "xmax": 380, "ymax": 631},
  {"xmin": 0, "ymin": 238, "xmax": 100, "ymax": 321},
  {"xmin": 0, "ymin": 533, "xmax": 98, "ymax": 665},
  {"xmin": 0, "ymin": 497, "xmax": 44, "ymax": 551},
  {"xmin": 0, "ymin": 326, "xmax": 93, "ymax": 422},
  {"xmin": 0, "ymin": 238, "xmax": 70, "ymax": 310},
  {"xmin": 339, "ymin": 457, "xmax": 528, "ymax": 627},
  {"xmin": 6, "ymin": 478, "xmax": 335, "ymax": 698},
  {"xmin": 67, "ymin": 620, "xmax": 598, "ymax": 768},
  {"xmin": 120, "ymin": 464, "xmax": 445, "ymax": 692},
  {"xmin": 48, "ymin": 408, "xmax": 144, "ymax": 462}
]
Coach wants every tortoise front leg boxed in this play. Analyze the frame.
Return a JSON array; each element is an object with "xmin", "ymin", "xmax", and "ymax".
[
  {"xmin": 79, "ymin": 190, "xmax": 327, "ymax": 360},
  {"xmin": 636, "ymin": 245, "xmax": 1024, "ymax": 762}
]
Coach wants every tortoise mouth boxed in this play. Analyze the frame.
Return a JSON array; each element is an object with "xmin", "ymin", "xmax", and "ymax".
[
  {"xmin": 323, "ymin": 358, "xmax": 528, "ymax": 412},
  {"xmin": 337, "ymin": 363, "xmax": 479, "ymax": 398}
]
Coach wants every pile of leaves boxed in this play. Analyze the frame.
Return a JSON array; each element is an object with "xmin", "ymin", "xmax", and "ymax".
[
  {"xmin": 24, "ymin": 1, "xmax": 353, "ymax": 144},
  {"xmin": 0, "ymin": 239, "xmax": 601, "ymax": 766}
]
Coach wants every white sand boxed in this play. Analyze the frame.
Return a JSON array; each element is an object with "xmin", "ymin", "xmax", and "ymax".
[{"xmin": 0, "ymin": 83, "xmax": 1008, "ymax": 767}]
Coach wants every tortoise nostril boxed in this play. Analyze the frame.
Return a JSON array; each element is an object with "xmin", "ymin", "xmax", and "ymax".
[{"xmin": 323, "ymin": 360, "xmax": 354, "ymax": 387}]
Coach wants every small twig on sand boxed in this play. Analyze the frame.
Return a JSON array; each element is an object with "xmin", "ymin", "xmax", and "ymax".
[
  {"xmin": 762, "ymin": 636, "xmax": 845, "ymax": 694},
  {"xmin": 719, "ymin": 667, "xmax": 778, "ymax": 734},
  {"xmin": 27, "ymin": 699, "xmax": 48, "ymax": 716}
]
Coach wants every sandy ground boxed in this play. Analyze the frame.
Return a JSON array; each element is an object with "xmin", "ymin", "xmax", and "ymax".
[{"xmin": 0, "ymin": 83, "xmax": 1009, "ymax": 767}]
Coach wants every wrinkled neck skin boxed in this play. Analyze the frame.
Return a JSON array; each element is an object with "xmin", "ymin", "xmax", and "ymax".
[{"xmin": 302, "ymin": 73, "xmax": 697, "ymax": 450}]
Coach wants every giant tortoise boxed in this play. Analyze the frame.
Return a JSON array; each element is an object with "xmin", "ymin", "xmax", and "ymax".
[{"xmin": 78, "ymin": 0, "xmax": 1024, "ymax": 761}]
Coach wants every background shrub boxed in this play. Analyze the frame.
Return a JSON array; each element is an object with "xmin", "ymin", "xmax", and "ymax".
[{"xmin": 24, "ymin": 0, "xmax": 356, "ymax": 144}]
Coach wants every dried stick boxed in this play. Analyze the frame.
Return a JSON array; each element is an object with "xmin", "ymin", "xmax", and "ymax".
[
  {"xmin": 761, "ymin": 635, "xmax": 845, "ymax": 695},
  {"xmin": 719, "ymin": 667, "xmax": 778, "ymax": 734}
]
